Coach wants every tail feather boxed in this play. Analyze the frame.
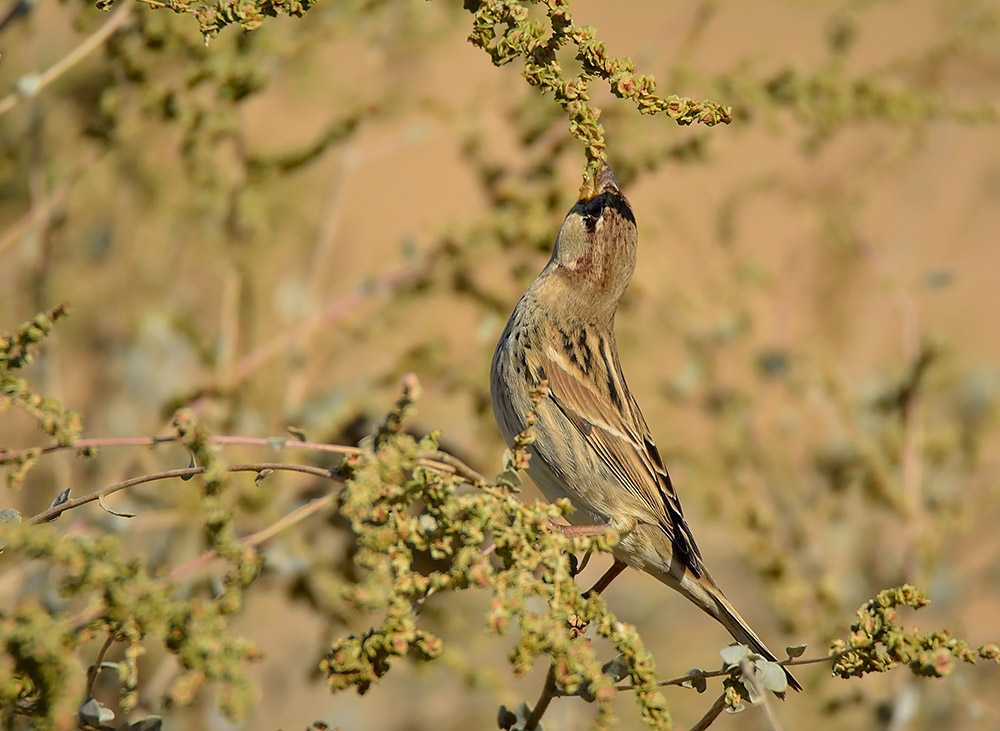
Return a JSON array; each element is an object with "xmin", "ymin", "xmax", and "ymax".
[
  {"xmin": 618, "ymin": 527, "xmax": 803, "ymax": 692},
  {"xmin": 709, "ymin": 589, "xmax": 803, "ymax": 693},
  {"xmin": 676, "ymin": 572, "xmax": 803, "ymax": 693}
]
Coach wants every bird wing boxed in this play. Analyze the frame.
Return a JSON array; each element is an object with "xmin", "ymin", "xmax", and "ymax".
[{"xmin": 537, "ymin": 338, "xmax": 705, "ymax": 577}]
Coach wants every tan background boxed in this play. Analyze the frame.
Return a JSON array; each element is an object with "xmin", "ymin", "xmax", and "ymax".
[{"xmin": 1, "ymin": 0, "xmax": 999, "ymax": 729}]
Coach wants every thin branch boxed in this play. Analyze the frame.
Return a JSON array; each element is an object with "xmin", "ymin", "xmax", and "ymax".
[
  {"xmin": 169, "ymin": 492, "xmax": 337, "ymax": 582},
  {"xmin": 740, "ymin": 657, "xmax": 784, "ymax": 731},
  {"xmin": 85, "ymin": 633, "xmax": 116, "ymax": 698},
  {"xmin": 617, "ymin": 647, "xmax": 852, "ymax": 693},
  {"xmin": 3, "ymin": 434, "xmax": 488, "ymax": 505},
  {"xmin": 646, "ymin": 666, "xmax": 731, "ymax": 690},
  {"xmin": 524, "ymin": 663, "xmax": 559, "ymax": 731},
  {"xmin": 757, "ymin": 692, "xmax": 784, "ymax": 731},
  {"xmin": 784, "ymin": 647, "xmax": 854, "ymax": 667},
  {"xmin": 0, "ymin": 434, "xmax": 362, "ymax": 464},
  {"xmin": 855, "ymin": 229, "xmax": 927, "ymax": 582},
  {"xmin": 219, "ymin": 266, "xmax": 426, "ymax": 394},
  {"xmin": 417, "ymin": 449, "xmax": 489, "ymax": 485},
  {"xmin": 0, "ymin": 2, "xmax": 133, "ymax": 119},
  {"xmin": 0, "ymin": 152, "xmax": 102, "ymax": 258},
  {"xmin": 27, "ymin": 462, "xmax": 340, "ymax": 524},
  {"xmin": 306, "ymin": 149, "xmax": 352, "ymax": 322},
  {"xmin": 689, "ymin": 691, "xmax": 727, "ymax": 731},
  {"xmin": 240, "ymin": 492, "xmax": 336, "ymax": 547},
  {"xmin": 68, "ymin": 481, "xmax": 340, "ymax": 632},
  {"xmin": 898, "ymin": 337, "xmax": 926, "ymax": 583}
]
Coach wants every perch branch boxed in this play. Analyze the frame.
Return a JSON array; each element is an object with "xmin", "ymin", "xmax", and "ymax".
[{"xmin": 0, "ymin": 2, "xmax": 133, "ymax": 119}]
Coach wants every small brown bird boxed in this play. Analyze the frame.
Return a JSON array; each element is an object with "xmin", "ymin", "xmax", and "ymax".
[{"xmin": 490, "ymin": 161, "xmax": 801, "ymax": 692}]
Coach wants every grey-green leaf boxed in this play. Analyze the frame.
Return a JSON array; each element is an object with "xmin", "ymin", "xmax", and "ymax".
[
  {"xmin": 601, "ymin": 654, "xmax": 628, "ymax": 682},
  {"xmin": 756, "ymin": 660, "xmax": 789, "ymax": 694},
  {"xmin": 497, "ymin": 469, "xmax": 522, "ymax": 488},
  {"xmin": 680, "ymin": 668, "xmax": 707, "ymax": 693},
  {"xmin": 785, "ymin": 643, "xmax": 807, "ymax": 659},
  {"xmin": 719, "ymin": 644, "xmax": 750, "ymax": 667},
  {"xmin": 497, "ymin": 704, "xmax": 517, "ymax": 729},
  {"xmin": 0, "ymin": 508, "xmax": 21, "ymax": 524},
  {"xmin": 181, "ymin": 453, "xmax": 197, "ymax": 480},
  {"xmin": 123, "ymin": 717, "xmax": 164, "ymax": 731},
  {"xmin": 79, "ymin": 697, "xmax": 115, "ymax": 725}
]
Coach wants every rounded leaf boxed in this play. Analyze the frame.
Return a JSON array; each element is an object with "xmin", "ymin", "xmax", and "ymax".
[
  {"xmin": 785, "ymin": 644, "xmax": 807, "ymax": 659},
  {"xmin": 719, "ymin": 644, "xmax": 750, "ymax": 667}
]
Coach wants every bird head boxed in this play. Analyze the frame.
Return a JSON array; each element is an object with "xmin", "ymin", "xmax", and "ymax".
[{"xmin": 539, "ymin": 161, "xmax": 638, "ymax": 323}]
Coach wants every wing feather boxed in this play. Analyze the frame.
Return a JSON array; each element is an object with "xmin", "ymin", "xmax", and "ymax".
[{"xmin": 538, "ymin": 333, "xmax": 704, "ymax": 577}]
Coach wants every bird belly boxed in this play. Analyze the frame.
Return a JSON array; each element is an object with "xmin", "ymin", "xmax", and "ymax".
[{"xmin": 523, "ymin": 448, "xmax": 610, "ymax": 528}]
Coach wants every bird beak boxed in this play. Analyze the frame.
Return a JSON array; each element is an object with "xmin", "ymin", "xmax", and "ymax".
[
  {"xmin": 595, "ymin": 161, "xmax": 621, "ymax": 195},
  {"xmin": 580, "ymin": 160, "xmax": 622, "ymax": 201}
]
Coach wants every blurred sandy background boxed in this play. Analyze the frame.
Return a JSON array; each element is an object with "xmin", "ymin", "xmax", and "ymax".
[{"xmin": 1, "ymin": 0, "xmax": 999, "ymax": 729}]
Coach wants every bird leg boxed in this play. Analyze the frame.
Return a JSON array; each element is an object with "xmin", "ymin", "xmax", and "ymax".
[
  {"xmin": 585, "ymin": 559, "xmax": 627, "ymax": 596},
  {"xmin": 584, "ymin": 558, "xmax": 628, "ymax": 596},
  {"xmin": 546, "ymin": 522, "xmax": 627, "ymax": 594}
]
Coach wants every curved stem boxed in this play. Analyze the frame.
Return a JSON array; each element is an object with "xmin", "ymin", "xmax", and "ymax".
[
  {"xmin": 0, "ymin": 434, "xmax": 361, "ymax": 464},
  {"xmin": 85, "ymin": 633, "xmax": 116, "ymax": 698},
  {"xmin": 740, "ymin": 657, "xmax": 783, "ymax": 731},
  {"xmin": 0, "ymin": 2, "xmax": 133, "ymax": 119},
  {"xmin": 28, "ymin": 462, "xmax": 339, "ymax": 524},
  {"xmin": 616, "ymin": 647, "xmax": 854, "ymax": 693},
  {"xmin": 524, "ymin": 664, "xmax": 559, "ymax": 731},
  {"xmin": 69, "ymin": 480, "xmax": 340, "ymax": 630},
  {"xmin": 2, "ymin": 434, "xmax": 485, "ymax": 485},
  {"xmin": 689, "ymin": 691, "xmax": 726, "ymax": 731},
  {"xmin": 169, "ymin": 492, "xmax": 337, "ymax": 582}
]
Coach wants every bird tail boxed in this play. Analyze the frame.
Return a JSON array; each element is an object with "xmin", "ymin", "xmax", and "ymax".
[{"xmin": 669, "ymin": 570, "xmax": 803, "ymax": 693}]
